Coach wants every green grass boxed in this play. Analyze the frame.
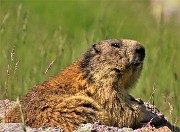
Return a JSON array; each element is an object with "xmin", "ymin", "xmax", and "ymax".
[{"xmin": 0, "ymin": 0, "xmax": 179, "ymax": 125}]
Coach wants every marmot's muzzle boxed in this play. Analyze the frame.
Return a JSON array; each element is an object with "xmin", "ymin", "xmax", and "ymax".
[{"xmin": 134, "ymin": 44, "xmax": 145, "ymax": 62}]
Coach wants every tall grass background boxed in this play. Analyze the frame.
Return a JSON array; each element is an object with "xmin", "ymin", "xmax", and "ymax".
[{"xmin": 0, "ymin": 0, "xmax": 179, "ymax": 126}]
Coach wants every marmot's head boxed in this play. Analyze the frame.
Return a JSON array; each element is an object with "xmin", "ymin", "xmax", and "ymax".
[{"xmin": 80, "ymin": 39, "xmax": 145, "ymax": 90}]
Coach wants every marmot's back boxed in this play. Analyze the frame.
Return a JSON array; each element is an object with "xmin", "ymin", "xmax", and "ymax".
[{"xmin": 5, "ymin": 39, "xmax": 160, "ymax": 132}]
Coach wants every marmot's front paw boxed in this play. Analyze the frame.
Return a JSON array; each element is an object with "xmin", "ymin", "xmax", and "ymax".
[{"xmin": 139, "ymin": 102, "xmax": 167, "ymax": 127}]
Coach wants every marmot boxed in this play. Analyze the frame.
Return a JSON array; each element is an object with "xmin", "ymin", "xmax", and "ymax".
[{"xmin": 5, "ymin": 39, "xmax": 163, "ymax": 131}]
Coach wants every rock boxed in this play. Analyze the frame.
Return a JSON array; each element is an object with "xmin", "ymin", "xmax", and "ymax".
[
  {"xmin": 0, "ymin": 123, "xmax": 63, "ymax": 132},
  {"xmin": 0, "ymin": 99, "xmax": 17, "ymax": 122}
]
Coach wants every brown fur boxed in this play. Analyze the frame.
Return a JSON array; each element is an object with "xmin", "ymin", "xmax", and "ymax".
[{"xmin": 5, "ymin": 39, "xmax": 156, "ymax": 131}]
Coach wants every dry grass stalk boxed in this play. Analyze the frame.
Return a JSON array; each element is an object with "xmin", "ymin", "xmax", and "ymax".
[
  {"xmin": 147, "ymin": 83, "xmax": 156, "ymax": 112},
  {"xmin": 6, "ymin": 64, "xmax": 10, "ymax": 76},
  {"xmin": 168, "ymin": 101, "xmax": 174, "ymax": 124},
  {"xmin": 44, "ymin": 59, "xmax": 56, "ymax": 74},
  {"xmin": 14, "ymin": 60, "xmax": 20, "ymax": 75},
  {"xmin": 17, "ymin": 4, "xmax": 22, "ymax": 23},
  {"xmin": 5, "ymin": 48, "xmax": 16, "ymax": 98},
  {"xmin": 168, "ymin": 102, "xmax": 174, "ymax": 118},
  {"xmin": 21, "ymin": 11, "xmax": 28, "ymax": 44},
  {"xmin": 11, "ymin": 48, "xmax": 15, "ymax": 63},
  {"xmin": 162, "ymin": 94, "xmax": 177, "ymax": 126},
  {"xmin": 174, "ymin": 117, "xmax": 180, "ymax": 128},
  {"xmin": 162, "ymin": 94, "xmax": 167, "ymax": 102},
  {"xmin": 0, "ymin": 13, "xmax": 9, "ymax": 33},
  {"xmin": 17, "ymin": 98, "xmax": 26, "ymax": 132},
  {"xmin": 4, "ymin": 55, "xmax": 12, "ymax": 121},
  {"xmin": 5, "ymin": 64, "xmax": 10, "ymax": 98},
  {"xmin": 1, "ymin": 13, "xmax": 9, "ymax": 25}
]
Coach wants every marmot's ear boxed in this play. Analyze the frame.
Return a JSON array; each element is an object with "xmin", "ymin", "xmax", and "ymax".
[{"xmin": 92, "ymin": 44, "xmax": 101, "ymax": 54}]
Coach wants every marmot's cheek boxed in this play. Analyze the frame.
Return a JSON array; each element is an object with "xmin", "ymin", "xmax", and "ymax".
[
  {"xmin": 128, "ymin": 54, "xmax": 135, "ymax": 64},
  {"xmin": 122, "ymin": 58, "xmax": 130, "ymax": 69}
]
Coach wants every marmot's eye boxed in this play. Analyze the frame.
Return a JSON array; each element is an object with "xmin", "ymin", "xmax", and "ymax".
[{"xmin": 111, "ymin": 43, "xmax": 120, "ymax": 48}]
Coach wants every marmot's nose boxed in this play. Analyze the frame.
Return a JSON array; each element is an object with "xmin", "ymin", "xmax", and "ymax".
[{"xmin": 135, "ymin": 44, "xmax": 145, "ymax": 61}]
